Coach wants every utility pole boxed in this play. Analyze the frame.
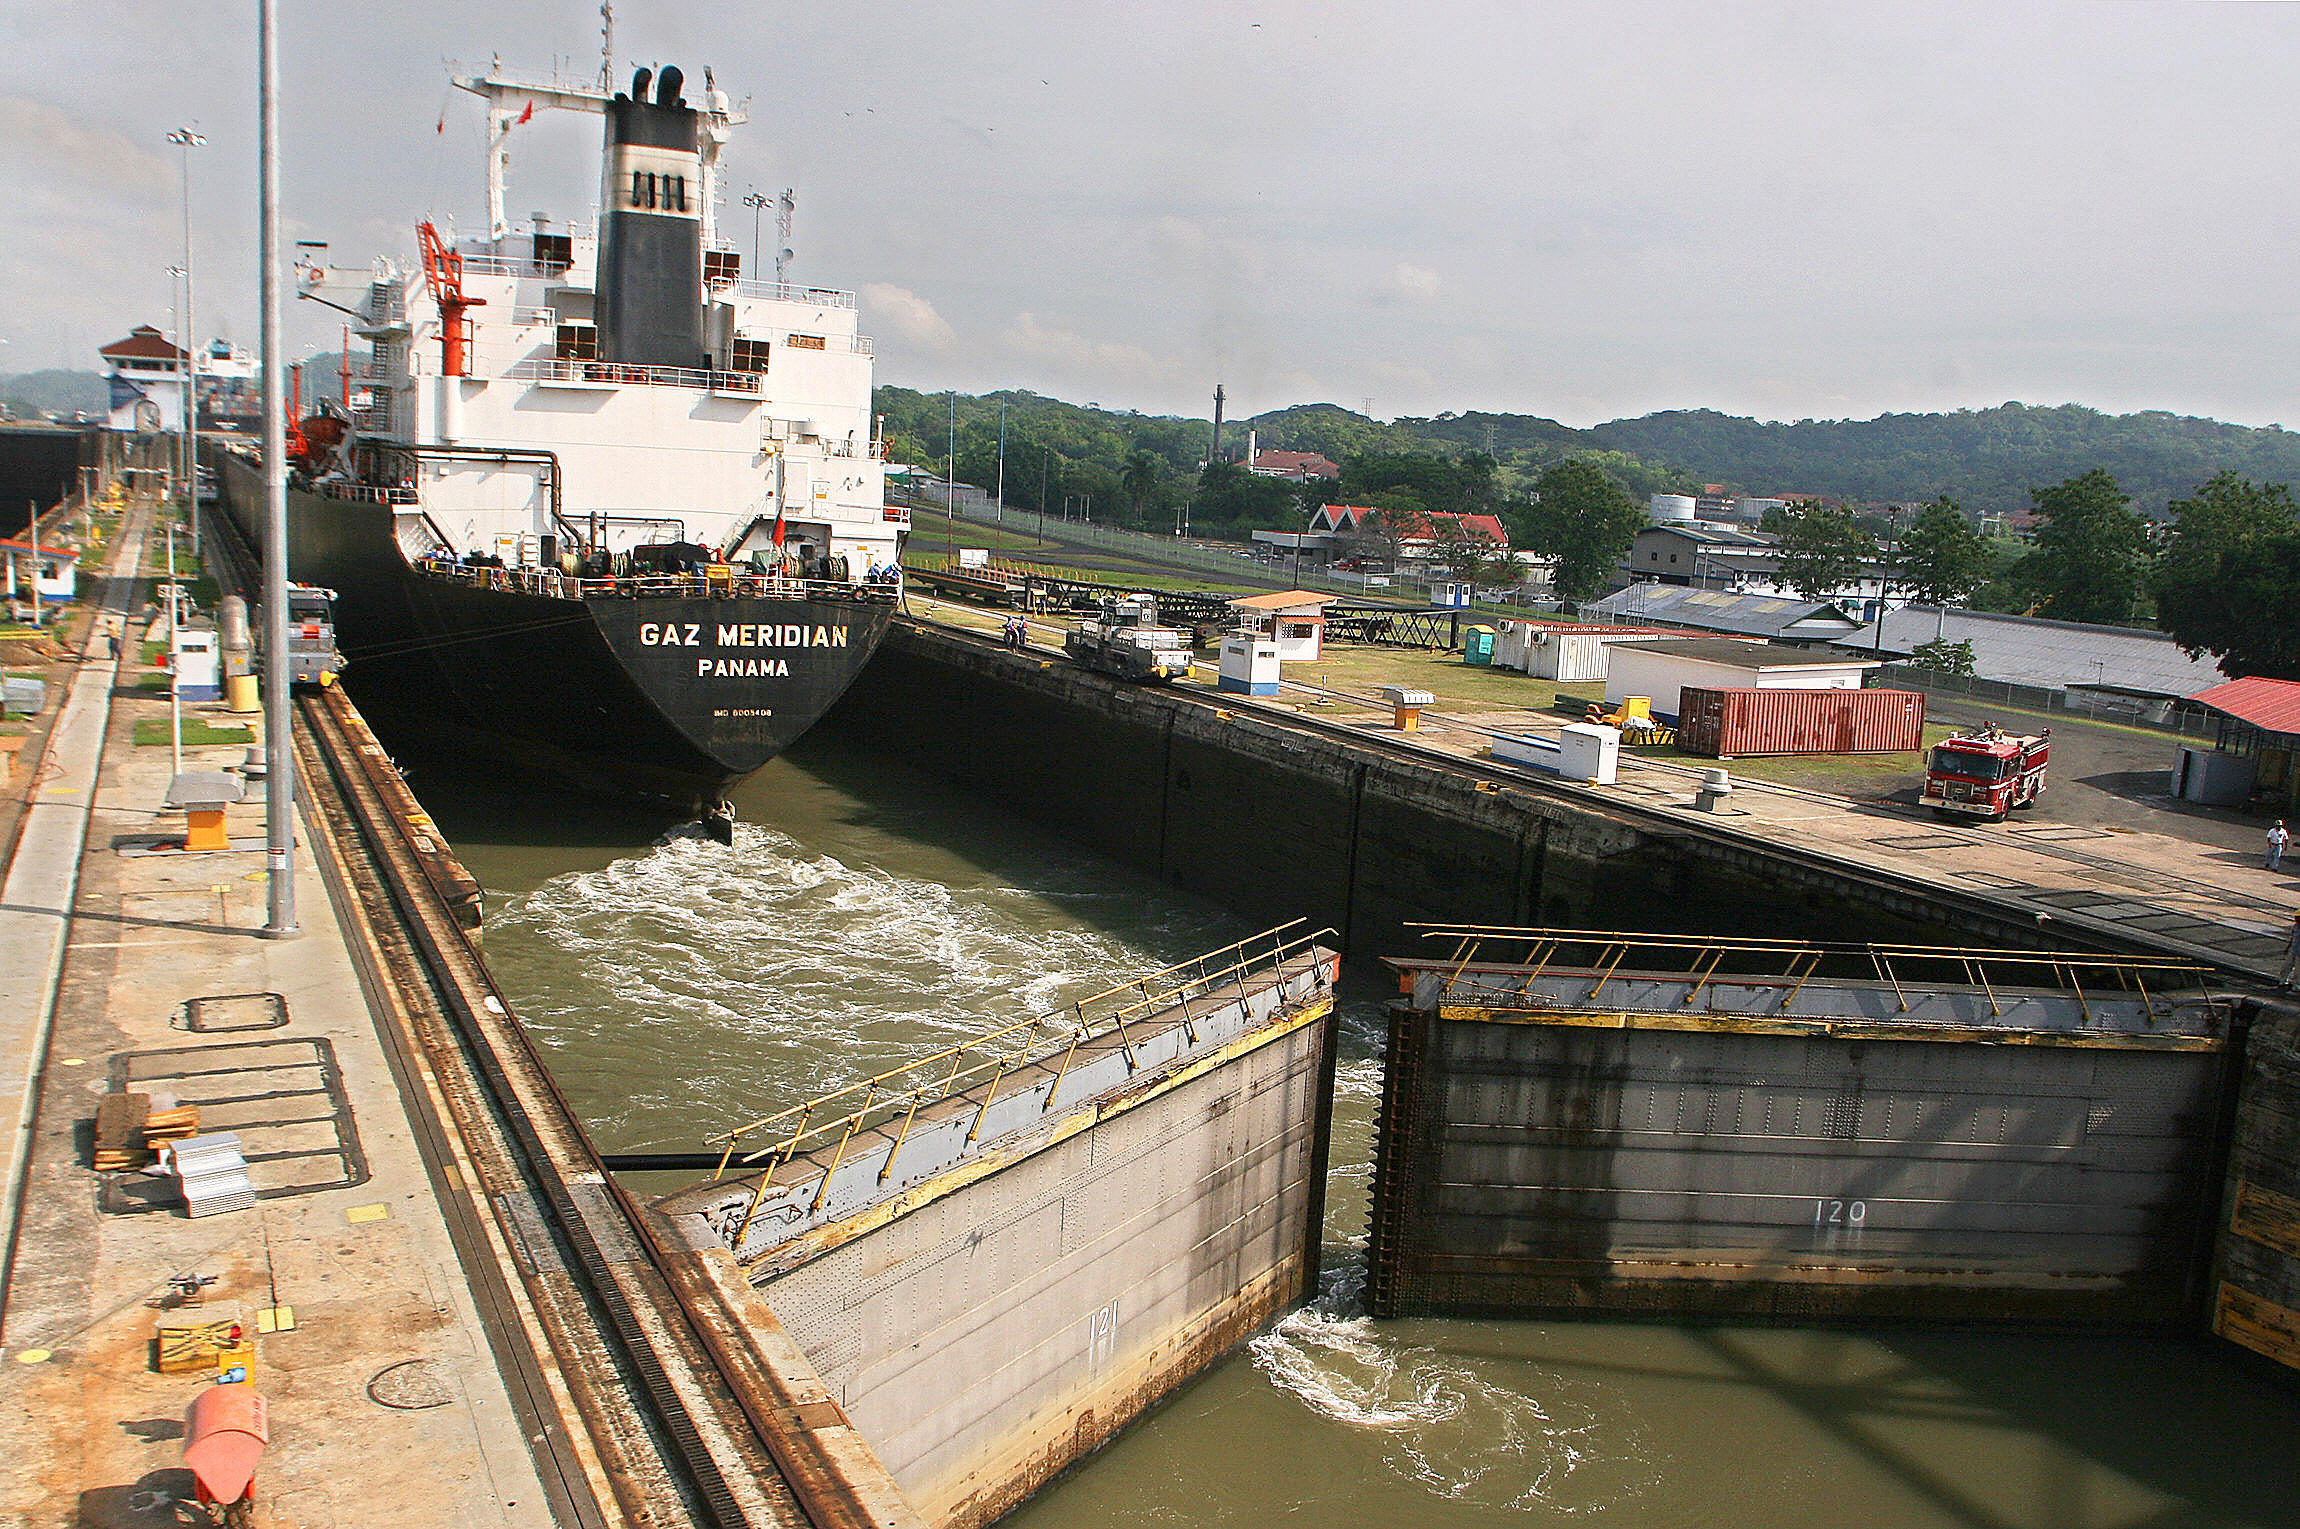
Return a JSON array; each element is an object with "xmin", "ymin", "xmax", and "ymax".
[
  {"xmin": 168, "ymin": 127, "xmax": 206, "ymax": 560},
  {"xmin": 259, "ymin": 0, "xmax": 297, "ymax": 937},
  {"xmin": 166, "ymin": 517, "xmax": 182, "ymax": 774}
]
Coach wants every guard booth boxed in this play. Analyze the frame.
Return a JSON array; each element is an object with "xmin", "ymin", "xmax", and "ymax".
[
  {"xmin": 173, "ymin": 623, "xmax": 222, "ymax": 702},
  {"xmin": 1225, "ymin": 591, "xmax": 1333, "ymax": 661},
  {"xmin": 1218, "ymin": 633, "xmax": 1281, "ymax": 696}
]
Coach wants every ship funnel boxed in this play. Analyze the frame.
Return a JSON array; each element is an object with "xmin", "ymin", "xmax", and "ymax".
[{"xmin": 596, "ymin": 63, "xmax": 706, "ymax": 369}]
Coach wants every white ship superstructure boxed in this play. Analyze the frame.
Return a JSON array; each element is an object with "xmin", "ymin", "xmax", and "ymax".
[
  {"xmin": 308, "ymin": 66, "xmax": 906, "ymax": 577},
  {"xmin": 219, "ymin": 59, "xmax": 904, "ymax": 812}
]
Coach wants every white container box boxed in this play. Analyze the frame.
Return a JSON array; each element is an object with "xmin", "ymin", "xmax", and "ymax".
[{"xmin": 1557, "ymin": 723, "xmax": 1620, "ymax": 784}]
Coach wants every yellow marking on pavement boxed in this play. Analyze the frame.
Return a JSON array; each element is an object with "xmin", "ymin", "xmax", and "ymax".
[
  {"xmin": 14, "ymin": 1349, "xmax": 50, "ymax": 1364},
  {"xmin": 58, "ymin": 1058, "xmax": 84, "ymax": 1067},
  {"xmin": 255, "ymin": 1306, "xmax": 297, "ymax": 1334},
  {"xmin": 346, "ymin": 1203, "xmax": 391, "ymax": 1225}
]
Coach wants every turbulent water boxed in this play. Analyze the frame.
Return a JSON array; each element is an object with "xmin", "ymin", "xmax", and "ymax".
[{"xmin": 424, "ymin": 732, "xmax": 2300, "ymax": 1529}]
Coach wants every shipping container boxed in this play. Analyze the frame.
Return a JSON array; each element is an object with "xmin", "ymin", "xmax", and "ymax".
[{"xmin": 1678, "ymin": 686, "xmax": 1926, "ymax": 758}]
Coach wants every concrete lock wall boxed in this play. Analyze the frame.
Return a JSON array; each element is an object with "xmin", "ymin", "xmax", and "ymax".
[
  {"xmin": 822, "ymin": 624, "xmax": 2095, "ymax": 957},
  {"xmin": 745, "ymin": 1015, "xmax": 1333, "ymax": 1528},
  {"xmin": 2213, "ymin": 1008, "xmax": 2300, "ymax": 1370},
  {"xmin": 1368, "ymin": 1010, "xmax": 2230, "ymax": 1326}
]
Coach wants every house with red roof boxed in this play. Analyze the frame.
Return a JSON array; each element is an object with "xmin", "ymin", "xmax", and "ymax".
[
  {"xmin": 2187, "ymin": 676, "xmax": 2300, "ymax": 812},
  {"xmin": 100, "ymin": 325, "xmax": 191, "ymax": 433},
  {"xmin": 1305, "ymin": 504, "xmax": 1508, "ymax": 567},
  {"xmin": 1247, "ymin": 448, "xmax": 1341, "ymax": 484}
]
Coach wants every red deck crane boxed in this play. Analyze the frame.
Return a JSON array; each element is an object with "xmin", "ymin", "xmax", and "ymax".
[{"xmin": 416, "ymin": 220, "xmax": 484, "ymax": 378}]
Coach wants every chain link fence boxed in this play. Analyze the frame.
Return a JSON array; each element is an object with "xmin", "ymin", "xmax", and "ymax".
[{"xmin": 1874, "ymin": 662, "xmax": 2216, "ymax": 737}]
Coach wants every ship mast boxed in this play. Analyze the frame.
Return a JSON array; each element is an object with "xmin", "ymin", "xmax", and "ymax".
[{"xmin": 453, "ymin": 67, "xmax": 746, "ymax": 247}]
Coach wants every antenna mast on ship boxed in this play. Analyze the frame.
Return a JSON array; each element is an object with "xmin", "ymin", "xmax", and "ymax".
[
  {"xmin": 600, "ymin": 1, "xmax": 614, "ymax": 89},
  {"xmin": 454, "ymin": 52, "xmax": 745, "ymax": 246}
]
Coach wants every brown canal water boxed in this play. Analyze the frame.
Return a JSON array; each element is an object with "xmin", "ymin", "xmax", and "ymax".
[{"xmin": 414, "ymin": 731, "xmax": 2300, "ymax": 1529}]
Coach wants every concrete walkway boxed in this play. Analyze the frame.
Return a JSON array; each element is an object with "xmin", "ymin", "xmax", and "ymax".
[
  {"xmin": 0, "ymin": 497, "xmax": 147, "ymax": 1306},
  {"xmin": 0, "ymin": 510, "xmax": 555, "ymax": 1526}
]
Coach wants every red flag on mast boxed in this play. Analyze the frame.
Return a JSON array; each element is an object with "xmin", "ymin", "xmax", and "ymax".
[
  {"xmin": 516, "ymin": 101, "xmax": 534, "ymax": 125},
  {"xmin": 771, "ymin": 502, "xmax": 787, "ymax": 547}
]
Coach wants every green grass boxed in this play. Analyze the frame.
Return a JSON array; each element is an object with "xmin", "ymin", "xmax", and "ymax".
[{"xmin": 134, "ymin": 718, "xmax": 253, "ymax": 746}]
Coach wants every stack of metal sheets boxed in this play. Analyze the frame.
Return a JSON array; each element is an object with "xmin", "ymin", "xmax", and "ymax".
[{"xmin": 167, "ymin": 1132, "xmax": 257, "ymax": 1218}]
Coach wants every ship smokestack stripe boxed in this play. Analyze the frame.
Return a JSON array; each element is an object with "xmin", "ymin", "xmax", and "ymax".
[{"xmin": 596, "ymin": 66, "xmax": 706, "ymax": 370}]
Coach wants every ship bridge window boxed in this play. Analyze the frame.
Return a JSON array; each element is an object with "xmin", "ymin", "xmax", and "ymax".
[
  {"xmin": 786, "ymin": 334, "xmax": 826, "ymax": 351},
  {"xmin": 533, "ymin": 233, "xmax": 573, "ymax": 271},
  {"xmin": 556, "ymin": 322, "xmax": 599, "ymax": 362},
  {"xmin": 730, "ymin": 337, "xmax": 771, "ymax": 374},
  {"xmin": 704, "ymin": 249, "xmax": 740, "ymax": 287}
]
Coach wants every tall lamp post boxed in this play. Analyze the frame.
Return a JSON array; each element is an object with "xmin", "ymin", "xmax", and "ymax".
[
  {"xmin": 257, "ymin": 1, "xmax": 296, "ymax": 936},
  {"xmin": 167, "ymin": 127, "xmax": 206, "ymax": 559},
  {"xmin": 992, "ymin": 401, "xmax": 1006, "ymax": 555},
  {"xmin": 742, "ymin": 189, "xmax": 768, "ymax": 278}
]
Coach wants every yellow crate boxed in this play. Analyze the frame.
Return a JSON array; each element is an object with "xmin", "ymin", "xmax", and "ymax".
[{"xmin": 156, "ymin": 1317, "xmax": 251, "ymax": 1375}]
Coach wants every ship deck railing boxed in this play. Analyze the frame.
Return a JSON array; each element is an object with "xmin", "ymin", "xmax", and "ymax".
[
  {"xmin": 412, "ymin": 555, "xmax": 901, "ymax": 605},
  {"xmin": 319, "ymin": 482, "xmax": 422, "ymax": 506},
  {"xmin": 507, "ymin": 357, "xmax": 765, "ymax": 393}
]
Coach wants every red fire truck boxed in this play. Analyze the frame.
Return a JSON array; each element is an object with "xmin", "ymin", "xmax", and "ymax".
[{"xmin": 1921, "ymin": 724, "xmax": 2050, "ymax": 821}]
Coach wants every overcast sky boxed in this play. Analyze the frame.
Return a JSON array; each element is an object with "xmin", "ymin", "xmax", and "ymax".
[{"xmin": 8, "ymin": 1, "xmax": 2300, "ymax": 429}]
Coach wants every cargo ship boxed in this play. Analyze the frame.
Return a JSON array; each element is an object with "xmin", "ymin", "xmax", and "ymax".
[{"xmin": 217, "ymin": 60, "xmax": 906, "ymax": 812}]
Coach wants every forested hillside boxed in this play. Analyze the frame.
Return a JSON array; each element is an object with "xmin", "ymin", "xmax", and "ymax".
[
  {"xmin": 878, "ymin": 387, "xmax": 2300, "ymax": 524},
  {"xmin": 1, "ymin": 370, "xmax": 107, "ymax": 420},
  {"xmin": 1586, "ymin": 404, "xmax": 2300, "ymax": 518}
]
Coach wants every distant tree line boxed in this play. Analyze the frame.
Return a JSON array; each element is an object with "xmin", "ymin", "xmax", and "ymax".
[{"xmin": 878, "ymin": 385, "xmax": 2300, "ymax": 677}]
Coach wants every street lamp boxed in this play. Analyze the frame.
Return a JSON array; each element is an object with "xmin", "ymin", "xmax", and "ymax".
[
  {"xmin": 167, "ymin": 126, "xmax": 205, "ymax": 558},
  {"xmin": 256, "ymin": 1, "xmax": 296, "ymax": 936},
  {"xmin": 742, "ymin": 188, "xmax": 768, "ymax": 278}
]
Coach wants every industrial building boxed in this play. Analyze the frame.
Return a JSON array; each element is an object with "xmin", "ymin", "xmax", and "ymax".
[
  {"xmin": 1581, "ymin": 583, "xmax": 1866, "ymax": 644},
  {"xmin": 1843, "ymin": 605, "xmax": 2228, "ymax": 704}
]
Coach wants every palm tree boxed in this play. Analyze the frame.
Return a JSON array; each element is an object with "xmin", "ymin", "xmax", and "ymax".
[{"xmin": 1121, "ymin": 450, "xmax": 1160, "ymax": 521}]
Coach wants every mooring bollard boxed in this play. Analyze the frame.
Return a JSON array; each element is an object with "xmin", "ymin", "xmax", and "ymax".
[{"xmin": 1695, "ymin": 767, "xmax": 1733, "ymax": 812}]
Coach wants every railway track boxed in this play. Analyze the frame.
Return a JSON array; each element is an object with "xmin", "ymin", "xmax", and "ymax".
[{"xmin": 195, "ymin": 470, "xmax": 835, "ymax": 1528}]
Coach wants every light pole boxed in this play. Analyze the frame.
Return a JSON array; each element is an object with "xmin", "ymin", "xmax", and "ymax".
[
  {"xmin": 165, "ymin": 263, "xmax": 187, "ymax": 479},
  {"xmin": 167, "ymin": 127, "xmax": 206, "ymax": 560},
  {"xmin": 257, "ymin": 0, "xmax": 296, "ymax": 937},
  {"xmin": 742, "ymin": 189, "xmax": 768, "ymax": 279}
]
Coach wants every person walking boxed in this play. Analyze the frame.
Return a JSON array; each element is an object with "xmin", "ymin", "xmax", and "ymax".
[
  {"xmin": 2270, "ymin": 820, "xmax": 2291, "ymax": 872},
  {"xmin": 2282, "ymin": 908, "xmax": 2300, "ymax": 989}
]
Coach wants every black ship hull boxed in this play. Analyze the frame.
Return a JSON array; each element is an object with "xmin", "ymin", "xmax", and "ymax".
[{"xmin": 216, "ymin": 458, "xmax": 892, "ymax": 810}]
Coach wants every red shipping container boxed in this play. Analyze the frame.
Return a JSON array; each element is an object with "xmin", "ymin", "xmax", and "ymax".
[{"xmin": 1677, "ymin": 686, "xmax": 1926, "ymax": 758}]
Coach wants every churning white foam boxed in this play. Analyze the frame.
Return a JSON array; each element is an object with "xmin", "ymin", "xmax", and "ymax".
[
  {"xmin": 1249, "ymin": 1261, "xmax": 1652, "ymax": 1514},
  {"xmin": 490, "ymin": 821, "xmax": 1237, "ymax": 1148}
]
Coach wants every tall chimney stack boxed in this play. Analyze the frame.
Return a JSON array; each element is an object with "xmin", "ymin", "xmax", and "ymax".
[
  {"xmin": 595, "ymin": 66, "xmax": 706, "ymax": 369},
  {"xmin": 1209, "ymin": 384, "xmax": 1226, "ymax": 468}
]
